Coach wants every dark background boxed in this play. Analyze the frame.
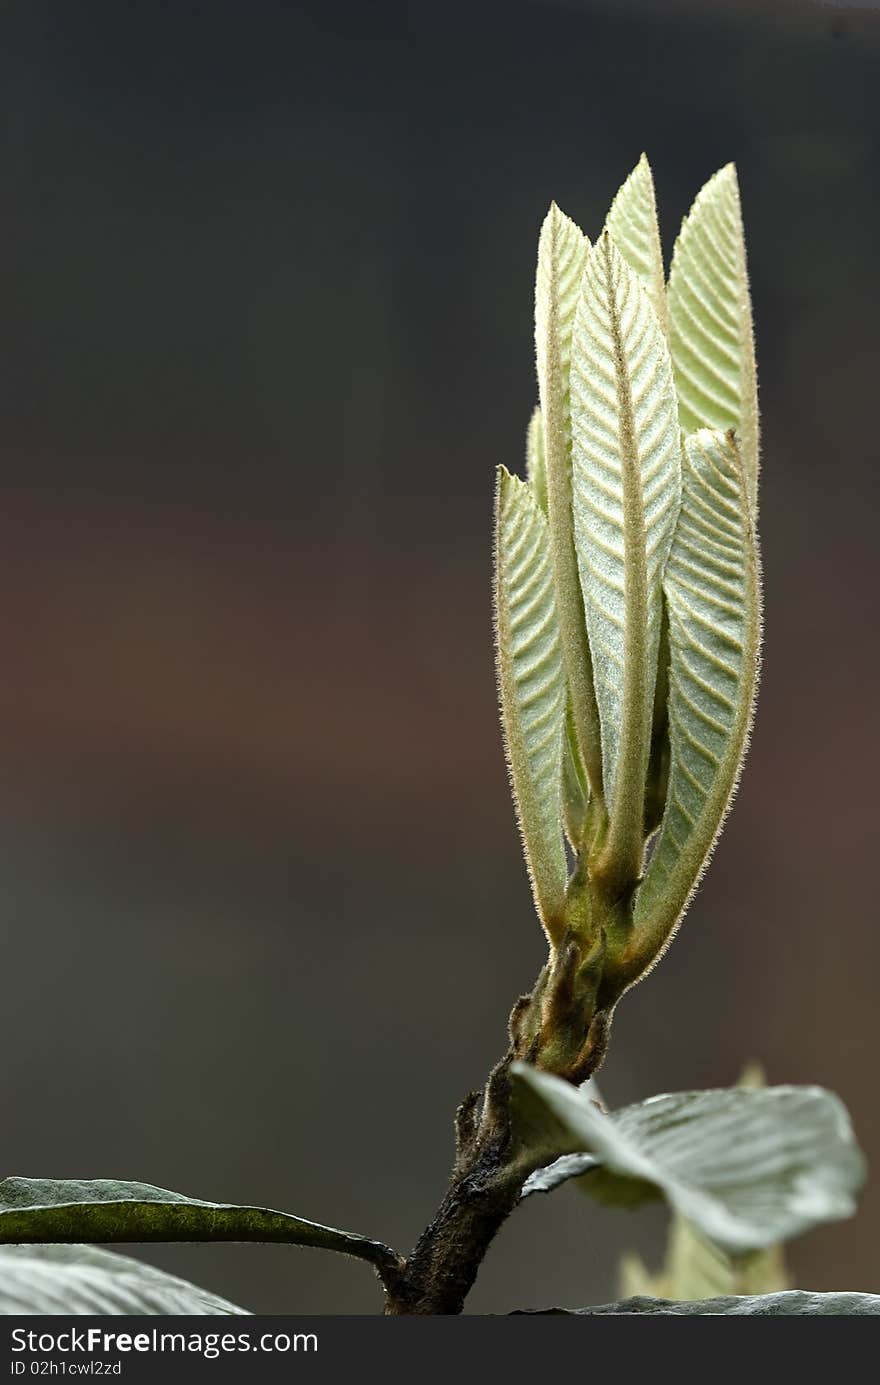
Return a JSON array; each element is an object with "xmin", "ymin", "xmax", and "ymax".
[{"xmin": 1, "ymin": 0, "xmax": 877, "ymax": 1313}]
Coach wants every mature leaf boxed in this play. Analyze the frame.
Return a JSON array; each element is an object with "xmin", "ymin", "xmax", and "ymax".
[
  {"xmin": 0, "ymin": 1177, "xmax": 400, "ymax": 1281},
  {"xmin": 630, "ymin": 429, "xmax": 760, "ymax": 978},
  {"xmin": 621, "ymin": 1061, "xmax": 787, "ymax": 1301},
  {"xmin": 494, "ymin": 469, "xmax": 567, "ymax": 937},
  {"xmin": 0, "ymin": 1244, "xmax": 248, "ymax": 1315},
  {"xmin": 667, "ymin": 164, "xmax": 759, "ymax": 505},
  {"xmin": 534, "ymin": 204, "xmax": 603, "ymax": 796},
  {"xmin": 525, "ymin": 406, "xmax": 548, "ymax": 515},
  {"xmin": 519, "ymin": 1291, "xmax": 880, "ymax": 1315},
  {"xmin": 513, "ymin": 1066, "xmax": 865, "ymax": 1256},
  {"xmin": 570, "ymin": 232, "xmax": 681, "ymax": 879},
  {"xmin": 605, "ymin": 153, "xmax": 668, "ymax": 338}
]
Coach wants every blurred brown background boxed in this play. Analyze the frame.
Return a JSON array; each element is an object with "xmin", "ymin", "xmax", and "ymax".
[{"xmin": 1, "ymin": 0, "xmax": 878, "ymax": 1313}]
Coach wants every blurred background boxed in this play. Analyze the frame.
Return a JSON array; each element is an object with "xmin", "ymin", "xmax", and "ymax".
[{"xmin": 0, "ymin": 0, "xmax": 878, "ymax": 1313}]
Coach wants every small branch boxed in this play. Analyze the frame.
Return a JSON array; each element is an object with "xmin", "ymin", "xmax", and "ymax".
[
  {"xmin": 383, "ymin": 1058, "xmax": 526, "ymax": 1315},
  {"xmin": 384, "ymin": 929, "xmax": 615, "ymax": 1314}
]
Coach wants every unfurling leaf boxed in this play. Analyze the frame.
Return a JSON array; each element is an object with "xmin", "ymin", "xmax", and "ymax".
[
  {"xmin": 494, "ymin": 469, "xmax": 567, "ymax": 939},
  {"xmin": 513, "ymin": 1065, "xmax": 865, "ymax": 1256},
  {"xmin": 605, "ymin": 153, "xmax": 668, "ymax": 339},
  {"xmin": 0, "ymin": 1245, "xmax": 248, "ymax": 1315},
  {"xmin": 525, "ymin": 406, "xmax": 587, "ymax": 850},
  {"xmin": 534, "ymin": 204, "xmax": 603, "ymax": 796},
  {"xmin": 525, "ymin": 406, "xmax": 548, "ymax": 514},
  {"xmin": 497, "ymin": 160, "xmax": 764, "ymax": 1069},
  {"xmin": 570, "ymin": 232, "xmax": 681, "ymax": 885},
  {"xmin": 561, "ymin": 702, "xmax": 589, "ymax": 848},
  {"xmin": 668, "ymin": 164, "xmax": 759, "ymax": 505},
  {"xmin": 630, "ymin": 428, "xmax": 760, "ymax": 976}
]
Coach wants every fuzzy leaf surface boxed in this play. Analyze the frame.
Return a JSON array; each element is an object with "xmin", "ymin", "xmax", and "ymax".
[
  {"xmin": 630, "ymin": 428, "xmax": 759, "ymax": 977},
  {"xmin": 605, "ymin": 153, "xmax": 668, "ymax": 338},
  {"xmin": 534, "ymin": 204, "xmax": 602, "ymax": 794},
  {"xmin": 561, "ymin": 702, "xmax": 589, "ymax": 847},
  {"xmin": 494, "ymin": 469, "xmax": 567, "ymax": 935},
  {"xmin": 667, "ymin": 164, "xmax": 759, "ymax": 504},
  {"xmin": 570, "ymin": 232, "xmax": 680, "ymax": 872},
  {"xmin": 525, "ymin": 406, "xmax": 548, "ymax": 514}
]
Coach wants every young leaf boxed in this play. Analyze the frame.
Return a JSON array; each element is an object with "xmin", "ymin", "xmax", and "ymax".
[
  {"xmin": 521, "ymin": 1291, "xmax": 880, "ymax": 1316},
  {"xmin": 628, "ymin": 429, "xmax": 760, "ymax": 982},
  {"xmin": 494, "ymin": 468, "xmax": 567, "ymax": 938},
  {"xmin": 570, "ymin": 232, "xmax": 681, "ymax": 885},
  {"xmin": 524, "ymin": 408, "xmax": 588, "ymax": 850},
  {"xmin": 525, "ymin": 405, "xmax": 548, "ymax": 515},
  {"xmin": 620, "ymin": 1212, "xmax": 787, "ymax": 1303},
  {"xmin": 605, "ymin": 153, "xmax": 668, "ymax": 339},
  {"xmin": 512, "ymin": 1065, "xmax": 866, "ymax": 1256},
  {"xmin": 603, "ymin": 154, "xmax": 678, "ymax": 845},
  {"xmin": 0, "ymin": 1177, "xmax": 401, "ymax": 1282},
  {"xmin": 667, "ymin": 164, "xmax": 759, "ymax": 506},
  {"xmin": 0, "ymin": 1244, "xmax": 249, "ymax": 1315},
  {"xmin": 620, "ymin": 1215, "xmax": 732, "ymax": 1302},
  {"xmin": 534, "ymin": 204, "xmax": 603, "ymax": 797},
  {"xmin": 561, "ymin": 702, "xmax": 589, "ymax": 848}
]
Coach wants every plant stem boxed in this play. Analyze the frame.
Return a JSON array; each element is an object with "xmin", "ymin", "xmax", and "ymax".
[
  {"xmin": 382, "ymin": 1060, "xmax": 523, "ymax": 1315},
  {"xmin": 383, "ymin": 938, "xmax": 613, "ymax": 1314},
  {"xmin": 382, "ymin": 1151, "xmax": 521, "ymax": 1315}
]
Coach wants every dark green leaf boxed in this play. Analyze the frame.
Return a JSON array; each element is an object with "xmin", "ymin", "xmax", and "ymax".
[{"xmin": 0, "ymin": 1178, "xmax": 400, "ymax": 1281}]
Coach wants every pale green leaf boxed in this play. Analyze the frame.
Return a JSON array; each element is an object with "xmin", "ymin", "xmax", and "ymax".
[
  {"xmin": 513, "ymin": 1065, "xmax": 865, "ymax": 1256},
  {"xmin": 618, "ymin": 1250, "xmax": 658, "ymax": 1299},
  {"xmin": 494, "ymin": 468, "xmax": 567, "ymax": 937},
  {"xmin": 561, "ymin": 701, "xmax": 589, "ymax": 848},
  {"xmin": 522, "ymin": 1291, "xmax": 880, "ymax": 1315},
  {"xmin": 630, "ymin": 429, "xmax": 760, "ymax": 977},
  {"xmin": 0, "ymin": 1177, "xmax": 401, "ymax": 1281},
  {"xmin": 525, "ymin": 405, "xmax": 587, "ymax": 850},
  {"xmin": 621, "ymin": 1213, "xmax": 787, "ymax": 1302},
  {"xmin": 570, "ymin": 232, "xmax": 681, "ymax": 881},
  {"xmin": 525, "ymin": 406, "xmax": 548, "ymax": 514},
  {"xmin": 534, "ymin": 204, "xmax": 603, "ymax": 797},
  {"xmin": 0, "ymin": 1244, "xmax": 249, "ymax": 1315},
  {"xmin": 668, "ymin": 163, "xmax": 759, "ymax": 505},
  {"xmin": 620, "ymin": 1060, "xmax": 787, "ymax": 1301},
  {"xmin": 605, "ymin": 153, "xmax": 668, "ymax": 339},
  {"xmin": 620, "ymin": 1216, "xmax": 732, "ymax": 1301}
]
